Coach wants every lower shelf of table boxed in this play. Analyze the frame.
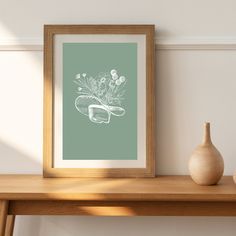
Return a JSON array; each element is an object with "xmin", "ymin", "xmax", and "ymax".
[{"xmin": 8, "ymin": 200, "xmax": 236, "ymax": 216}]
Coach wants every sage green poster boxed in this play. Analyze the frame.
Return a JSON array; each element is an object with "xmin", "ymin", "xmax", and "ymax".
[{"xmin": 63, "ymin": 43, "xmax": 137, "ymax": 160}]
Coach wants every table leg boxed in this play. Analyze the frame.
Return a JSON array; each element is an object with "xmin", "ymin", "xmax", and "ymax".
[
  {"xmin": 5, "ymin": 215, "xmax": 15, "ymax": 236},
  {"xmin": 0, "ymin": 201, "xmax": 8, "ymax": 236}
]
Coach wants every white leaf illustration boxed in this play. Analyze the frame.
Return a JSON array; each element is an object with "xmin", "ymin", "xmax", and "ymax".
[{"xmin": 74, "ymin": 69, "xmax": 127, "ymax": 124}]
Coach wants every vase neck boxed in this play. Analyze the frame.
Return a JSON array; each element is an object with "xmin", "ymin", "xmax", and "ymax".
[{"xmin": 202, "ymin": 122, "xmax": 212, "ymax": 145}]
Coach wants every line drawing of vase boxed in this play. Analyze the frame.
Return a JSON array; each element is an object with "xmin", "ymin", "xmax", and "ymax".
[{"xmin": 74, "ymin": 69, "xmax": 127, "ymax": 124}]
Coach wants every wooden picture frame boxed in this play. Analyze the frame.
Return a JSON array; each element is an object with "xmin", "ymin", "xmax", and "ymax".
[{"xmin": 43, "ymin": 25, "xmax": 155, "ymax": 177}]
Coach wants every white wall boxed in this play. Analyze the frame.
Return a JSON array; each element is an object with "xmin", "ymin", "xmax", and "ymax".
[{"xmin": 1, "ymin": 0, "xmax": 236, "ymax": 235}]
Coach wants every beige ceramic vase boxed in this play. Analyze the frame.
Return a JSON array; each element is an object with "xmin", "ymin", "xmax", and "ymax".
[
  {"xmin": 233, "ymin": 174, "xmax": 236, "ymax": 184},
  {"xmin": 189, "ymin": 122, "xmax": 224, "ymax": 185}
]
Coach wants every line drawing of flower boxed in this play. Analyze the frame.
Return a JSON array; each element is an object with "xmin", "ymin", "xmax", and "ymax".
[{"xmin": 74, "ymin": 69, "xmax": 127, "ymax": 124}]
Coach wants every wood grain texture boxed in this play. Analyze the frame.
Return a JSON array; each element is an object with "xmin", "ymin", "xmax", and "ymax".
[
  {"xmin": 8, "ymin": 200, "xmax": 236, "ymax": 216},
  {"xmin": 5, "ymin": 215, "xmax": 15, "ymax": 236},
  {"xmin": 0, "ymin": 175, "xmax": 236, "ymax": 201},
  {"xmin": 43, "ymin": 24, "xmax": 156, "ymax": 178},
  {"xmin": 43, "ymin": 25, "xmax": 53, "ymax": 177},
  {"xmin": 0, "ymin": 201, "xmax": 8, "ymax": 236}
]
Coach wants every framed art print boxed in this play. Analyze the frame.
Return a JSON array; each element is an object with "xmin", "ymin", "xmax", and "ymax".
[{"xmin": 43, "ymin": 25, "xmax": 155, "ymax": 177}]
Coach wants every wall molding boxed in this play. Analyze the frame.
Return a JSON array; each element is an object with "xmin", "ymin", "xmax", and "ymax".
[
  {"xmin": 156, "ymin": 37, "xmax": 236, "ymax": 50},
  {"xmin": 1, "ymin": 37, "xmax": 236, "ymax": 51},
  {"xmin": 0, "ymin": 38, "xmax": 42, "ymax": 51}
]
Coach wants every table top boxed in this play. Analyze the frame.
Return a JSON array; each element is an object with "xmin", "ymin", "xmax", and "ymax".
[{"xmin": 0, "ymin": 175, "xmax": 235, "ymax": 201}]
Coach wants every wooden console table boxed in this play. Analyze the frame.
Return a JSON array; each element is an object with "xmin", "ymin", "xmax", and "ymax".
[{"xmin": 1, "ymin": 175, "xmax": 236, "ymax": 236}]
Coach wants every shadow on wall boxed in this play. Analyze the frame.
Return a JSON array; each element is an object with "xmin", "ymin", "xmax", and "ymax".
[
  {"xmin": 155, "ymin": 50, "xmax": 181, "ymax": 175},
  {"xmin": 0, "ymin": 140, "xmax": 41, "ymax": 174},
  {"xmin": 32, "ymin": 215, "xmax": 236, "ymax": 236},
  {"xmin": 14, "ymin": 216, "xmax": 42, "ymax": 236}
]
